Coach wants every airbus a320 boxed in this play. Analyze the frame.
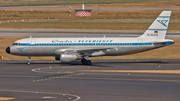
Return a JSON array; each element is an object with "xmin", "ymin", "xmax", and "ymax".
[{"xmin": 6, "ymin": 11, "xmax": 174, "ymax": 65}]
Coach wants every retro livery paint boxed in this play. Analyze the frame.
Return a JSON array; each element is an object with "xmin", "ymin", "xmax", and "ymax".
[{"xmin": 6, "ymin": 11, "xmax": 174, "ymax": 65}]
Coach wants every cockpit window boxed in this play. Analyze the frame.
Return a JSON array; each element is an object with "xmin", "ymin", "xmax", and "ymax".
[{"xmin": 12, "ymin": 43, "xmax": 21, "ymax": 46}]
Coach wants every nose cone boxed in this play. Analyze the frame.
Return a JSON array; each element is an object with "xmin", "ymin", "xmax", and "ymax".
[{"xmin": 6, "ymin": 47, "xmax": 10, "ymax": 54}]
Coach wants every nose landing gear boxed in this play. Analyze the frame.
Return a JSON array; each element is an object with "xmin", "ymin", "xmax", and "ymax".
[{"xmin": 27, "ymin": 56, "xmax": 31, "ymax": 65}]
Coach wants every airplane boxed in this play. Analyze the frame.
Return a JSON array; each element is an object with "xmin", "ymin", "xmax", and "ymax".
[{"xmin": 6, "ymin": 11, "xmax": 174, "ymax": 65}]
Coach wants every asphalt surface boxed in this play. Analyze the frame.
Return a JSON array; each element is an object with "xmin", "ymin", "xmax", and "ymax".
[
  {"xmin": 0, "ymin": 59, "xmax": 180, "ymax": 101},
  {"xmin": 0, "ymin": 29, "xmax": 179, "ymax": 39}
]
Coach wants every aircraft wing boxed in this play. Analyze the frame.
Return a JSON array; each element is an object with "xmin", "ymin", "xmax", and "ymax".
[{"xmin": 55, "ymin": 47, "xmax": 114, "ymax": 56}]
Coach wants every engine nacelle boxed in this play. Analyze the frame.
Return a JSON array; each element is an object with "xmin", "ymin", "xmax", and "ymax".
[{"xmin": 60, "ymin": 53, "xmax": 81, "ymax": 63}]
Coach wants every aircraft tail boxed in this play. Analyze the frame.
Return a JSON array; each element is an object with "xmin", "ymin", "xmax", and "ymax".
[{"xmin": 139, "ymin": 11, "xmax": 171, "ymax": 39}]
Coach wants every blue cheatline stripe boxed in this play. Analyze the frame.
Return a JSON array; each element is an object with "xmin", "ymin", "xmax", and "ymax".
[
  {"xmin": 20, "ymin": 43, "xmax": 152, "ymax": 46},
  {"xmin": 161, "ymin": 42, "xmax": 174, "ymax": 45},
  {"xmin": 158, "ymin": 16, "xmax": 170, "ymax": 18},
  {"xmin": 147, "ymin": 29, "xmax": 167, "ymax": 31}
]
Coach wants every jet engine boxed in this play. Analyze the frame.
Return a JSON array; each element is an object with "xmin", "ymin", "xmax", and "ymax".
[{"xmin": 56, "ymin": 53, "xmax": 81, "ymax": 63}]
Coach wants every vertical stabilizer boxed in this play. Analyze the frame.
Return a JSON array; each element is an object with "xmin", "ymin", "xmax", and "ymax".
[{"xmin": 139, "ymin": 11, "xmax": 171, "ymax": 39}]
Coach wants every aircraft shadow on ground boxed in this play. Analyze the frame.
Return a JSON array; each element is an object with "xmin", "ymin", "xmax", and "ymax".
[
  {"xmin": 4, "ymin": 60, "xmax": 165, "ymax": 64},
  {"xmin": 4, "ymin": 62, "xmax": 112, "ymax": 68},
  {"xmin": 3, "ymin": 60, "xmax": 170, "ymax": 68}
]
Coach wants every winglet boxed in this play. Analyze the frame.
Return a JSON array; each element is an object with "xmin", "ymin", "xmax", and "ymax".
[{"xmin": 139, "ymin": 11, "xmax": 171, "ymax": 39}]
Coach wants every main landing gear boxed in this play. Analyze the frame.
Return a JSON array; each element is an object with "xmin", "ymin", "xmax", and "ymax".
[
  {"xmin": 27, "ymin": 56, "xmax": 31, "ymax": 65},
  {"xmin": 81, "ymin": 59, "xmax": 91, "ymax": 65}
]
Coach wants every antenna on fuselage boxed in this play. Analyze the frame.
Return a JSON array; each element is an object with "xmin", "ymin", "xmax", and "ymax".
[
  {"xmin": 30, "ymin": 36, "xmax": 32, "ymax": 38},
  {"xmin": 103, "ymin": 35, "xmax": 106, "ymax": 38}
]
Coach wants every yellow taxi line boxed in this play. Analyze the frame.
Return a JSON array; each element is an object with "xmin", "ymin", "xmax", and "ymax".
[
  {"xmin": 78, "ymin": 70, "xmax": 180, "ymax": 74},
  {"xmin": 68, "ymin": 77, "xmax": 180, "ymax": 83}
]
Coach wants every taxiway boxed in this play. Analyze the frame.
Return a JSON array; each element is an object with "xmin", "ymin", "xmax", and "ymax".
[
  {"xmin": 0, "ymin": 59, "xmax": 180, "ymax": 101},
  {"xmin": 0, "ymin": 29, "xmax": 179, "ymax": 39}
]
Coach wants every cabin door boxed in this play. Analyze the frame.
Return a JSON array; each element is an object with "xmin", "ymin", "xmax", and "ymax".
[{"xmin": 26, "ymin": 39, "xmax": 32, "ymax": 50}]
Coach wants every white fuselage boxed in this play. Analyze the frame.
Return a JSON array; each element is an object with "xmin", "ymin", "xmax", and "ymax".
[{"xmin": 8, "ymin": 37, "xmax": 174, "ymax": 57}]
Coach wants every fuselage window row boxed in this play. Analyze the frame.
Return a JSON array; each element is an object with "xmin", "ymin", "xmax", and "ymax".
[{"xmin": 15, "ymin": 43, "xmax": 152, "ymax": 46}]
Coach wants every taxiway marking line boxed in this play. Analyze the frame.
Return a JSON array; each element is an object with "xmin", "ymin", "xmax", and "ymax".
[
  {"xmin": 0, "ymin": 89, "xmax": 80, "ymax": 101},
  {"xmin": 86, "ymin": 73, "xmax": 180, "ymax": 78},
  {"xmin": 0, "ymin": 75, "xmax": 41, "ymax": 78},
  {"xmin": 78, "ymin": 70, "xmax": 180, "ymax": 74},
  {"xmin": 42, "ymin": 96, "xmax": 56, "ymax": 99},
  {"xmin": 31, "ymin": 67, "xmax": 76, "ymax": 74},
  {"xmin": 129, "ymin": 63, "xmax": 180, "ymax": 66},
  {"xmin": 0, "ymin": 97, "xmax": 16, "ymax": 100},
  {"xmin": 68, "ymin": 77, "xmax": 180, "ymax": 83},
  {"xmin": 32, "ymin": 73, "xmax": 84, "ymax": 82}
]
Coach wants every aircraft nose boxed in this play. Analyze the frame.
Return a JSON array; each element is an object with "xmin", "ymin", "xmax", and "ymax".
[{"xmin": 6, "ymin": 47, "xmax": 10, "ymax": 54}]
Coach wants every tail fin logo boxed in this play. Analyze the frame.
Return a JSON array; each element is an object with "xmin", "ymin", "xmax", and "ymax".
[{"xmin": 157, "ymin": 20, "xmax": 168, "ymax": 27}]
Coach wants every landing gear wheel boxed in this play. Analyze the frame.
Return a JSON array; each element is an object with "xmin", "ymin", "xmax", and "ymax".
[
  {"xmin": 86, "ymin": 60, "xmax": 91, "ymax": 65},
  {"xmin": 81, "ymin": 58, "xmax": 92, "ymax": 65},
  {"xmin": 81, "ymin": 59, "xmax": 87, "ymax": 65},
  {"xmin": 27, "ymin": 56, "xmax": 31, "ymax": 65},
  {"xmin": 27, "ymin": 61, "xmax": 31, "ymax": 65}
]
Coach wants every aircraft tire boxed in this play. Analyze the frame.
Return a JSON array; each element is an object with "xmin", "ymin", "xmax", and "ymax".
[
  {"xmin": 81, "ymin": 59, "xmax": 87, "ymax": 65},
  {"xmin": 27, "ymin": 61, "xmax": 31, "ymax": 65},
  {"xmin": 86, "ymin": 60, "xmax": 91, "ymax": 65}
]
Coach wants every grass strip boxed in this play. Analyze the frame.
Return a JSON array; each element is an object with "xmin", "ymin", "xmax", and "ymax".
[
  {"xmin": 0, "ymin": 22, "xmax": 179, "ymax": 31},
  {"xmin": 1, "ymin": 0, "xmax": 180, "ymax": 6}
]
